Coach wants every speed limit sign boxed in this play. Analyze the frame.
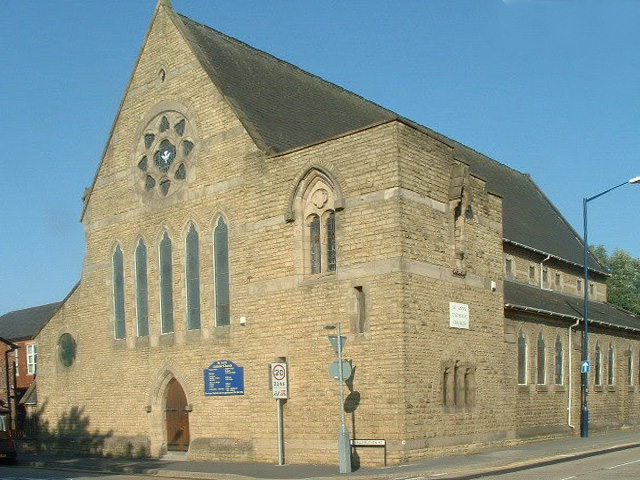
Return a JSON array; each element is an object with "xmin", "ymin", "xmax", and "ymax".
[{"xmin": 270, "ymin": 363, "xmax": 288, "ymax": 399}]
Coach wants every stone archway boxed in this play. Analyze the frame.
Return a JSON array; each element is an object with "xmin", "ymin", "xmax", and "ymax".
[
  {"xmin": 148, "ymin": 367, "xmax": 191, "ymax": 456},
  {"xmin": 165, "ymin": 378, "xmax": 190, "ymax": 451}
]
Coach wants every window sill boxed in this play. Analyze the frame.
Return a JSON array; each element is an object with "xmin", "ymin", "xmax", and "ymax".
[
  {"xmin": 536, "ymin": 384, "xmax": 549, "ymax": 392},
  {"xmin": 607, "ymin": 386, "xmax": 616, "ymax": 393},
  {"xmin": 517, "ymin": 384, "xmax": 530, "ymax": 393},
  {"xmin": 443, "ymin": 406, "xmax": 474, "ymax": 414},
  {"xmin": 594, "ymin": 385, "xmax": 604, "ymax": 392},
  {"xmin": 159, "ymin": 333, "xmax": 175, "ymax": 347},
  {"xmin": 302, "ymin": 271, "xmax": 337, "ymax": 285},
  {"xmin": 553, "ymin": 384, "xmax": 566, "ymax": 392},
  {"xmin": 135, "ymin": 335, "xmax": 150, "ymax": 348}
]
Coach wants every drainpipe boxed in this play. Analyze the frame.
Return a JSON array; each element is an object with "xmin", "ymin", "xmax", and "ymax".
[
  {"xmin": 540, "ymin": 254, "xmax": 552, "ymax": 289},
  {"xmin": 568, "ymin": 318, "xmax": 581, "ymax": 429}
]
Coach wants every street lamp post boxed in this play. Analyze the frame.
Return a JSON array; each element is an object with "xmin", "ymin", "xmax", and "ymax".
[{"xmin": 581, "ymin": 176, "xmax": 640, "ymax": 438}]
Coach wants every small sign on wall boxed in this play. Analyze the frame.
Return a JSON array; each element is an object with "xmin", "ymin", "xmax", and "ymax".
[{"xmin": 449, "ymin": 302, "xmax": 470, "ymax": 329}]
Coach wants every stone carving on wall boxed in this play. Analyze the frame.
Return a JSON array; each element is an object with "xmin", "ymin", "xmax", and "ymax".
[
  {"xmin": 442, "ymin": 359, "xmax": 476, "ymax": 413},
  {"xmin": 449, "ymin": 164, "xmax": 474, "ymax": 277}
]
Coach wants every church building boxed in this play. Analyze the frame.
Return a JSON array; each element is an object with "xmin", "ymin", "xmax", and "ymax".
[{"xmin": 32, "ymin": 0, "xmax": 640, "ymax": 466}]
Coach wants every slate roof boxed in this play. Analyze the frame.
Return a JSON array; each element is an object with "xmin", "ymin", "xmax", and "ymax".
[
  {"xmin": 505, "ymin": 281, "xmax": 640, "ymax": 332},
  {"xmin": 174, "ymin": 8, "xmax": 604, "ymax": 274},
  {"xmin": 0, "ymin": 302, "xmax": 61, "ymax": 342},
  {"xmin": 177, "ymin": 14, "xmax": 397, "ymax": 154}
]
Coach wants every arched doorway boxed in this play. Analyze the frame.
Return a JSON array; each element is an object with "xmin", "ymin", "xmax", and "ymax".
[{"xmin": 165, "ymin": 378, "xmax": 190, "ymax": 451}]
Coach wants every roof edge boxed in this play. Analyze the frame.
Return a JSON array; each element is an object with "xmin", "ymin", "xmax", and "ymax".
[
  {"xmin": 506, "ymin": 303, "xmax": 640, "ymax": 333},
  {"xmin": 503, "ymin": 238, "xmax": 609, "ymax": 276},
  {"xmin": 81, "ymin": 2, "xmax": 172, "ymax": 222},
  {"xmin": 34, "ymin": 281, "xmax": 80, "ymax": 340}
]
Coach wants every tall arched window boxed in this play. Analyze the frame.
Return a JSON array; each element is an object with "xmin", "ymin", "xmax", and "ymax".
[
  {"xmin": 160, "ymin": 231, "xmax": 174, "ymax": 334},
  {"xmin": 214, "ymin": 217, "xmax": 230, "ymax": 326},
  {"xmin": 628, "ymin": 347, "xmax": 633, "ymax": 387},
  {"xmin": 309, "ymin": 215, "xmax": 321, "ymax": 274},
  {"xmin": 608, "ymin": 344, "xmax": 615, "ymax": 386},
  {"xmin": 326, "ymin": 211, "xmax": 336, "ymax": 271},
  {"xmin": 113, "ymin": 244, "xmax": 126, "ymax": 340},
  {"xmin": 517, "ymin": 331, "xmax": 527, "ymax": 385},
  {"xmin": 186, "ymin": 224, "xmax": 201, "ymax": 330},
  {"xmin": 555, "ymin": 335, "xmax": 564, "ymax": 385},
  {"xmin": 302, "ymin": 176, "xmax": 337, "ymax": 275},
  {"xmin": 595, "ymin": 341, "xmax": 602, "ymax": 386},
  {"xmin": 537, "ymin": 333, "xmax": 546, "ymax": 385},
  {"xmin": 135, "ymin": 239, "xmax": 149, "ymax": 337}
]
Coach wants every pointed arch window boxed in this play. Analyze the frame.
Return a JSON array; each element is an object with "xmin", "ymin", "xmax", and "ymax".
[
  {"xmin": 537, "ymin": 333, "xmax": 546, "ymax": 385},
  {"xmin": 186, "ymin": 224, "xmax": 201, "ymax": 330},
  {"xmin": 608, "ymin": 344, "xmax": 615, "ymax": 386},
  {"xmin": 628, "ymin": 347, "xmax": 633, "ymax": 387},
  {"xmin": 303, "ymin": 179, "xmax": 337, "ymax": 275},
  {"xmin": 595, "ymin": 341, "xmax": 602, "ymax": 386},
  {"xmin": 555, "ymin": 335, "xmax": 564, "ymax": 385},
  {"xmin": 517, "ymin": 331, "xmax": 527, "ymax": 385},
  {"xmin": 326, "ymin": 211, "xmax": 336, "ymax": 271},
  {"xmin": 309, "ymin": 215, "xmax": 321, "ymax": 274},
  {"xmin": 135, "ymin": 239, "xmax": 149, "ymax": 337},
  {"xmin": 113, "ymin": 244, "xmax": 126, "ymax": 340},
  {"xmin": 214, "ymin": 217, "xmax": 230, "ymax": 326},
  {"xmin": 160, "ymin": 231, "xmax": 174, "ymax": 334}
]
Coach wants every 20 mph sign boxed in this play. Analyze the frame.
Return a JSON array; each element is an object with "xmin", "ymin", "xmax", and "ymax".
[{"xmin": 271, "ymin": 363, "xmax": 288, "ymax": 399}]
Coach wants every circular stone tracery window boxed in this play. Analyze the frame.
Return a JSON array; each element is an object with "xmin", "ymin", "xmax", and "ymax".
[
  {"xmin": 135, "ymin": 111, "xmax": 196, "ymax": 198},
  {"xmin": 58, "ymin": 333, "xmax": 77, "ymax": 368}
]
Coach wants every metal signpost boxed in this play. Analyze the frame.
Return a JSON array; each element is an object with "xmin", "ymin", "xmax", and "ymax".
[
  {"xmin": 326, "ymin": 323, "xmax": 352, "ymax": 474},
  {"xmin": 271, "ymin": 362, "xmax": 288, "ymax": 465}
]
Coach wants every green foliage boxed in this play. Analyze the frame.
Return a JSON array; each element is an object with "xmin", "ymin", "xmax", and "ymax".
[{"xmin": 592, "ymin": 245, "xmax": 640, "ymax": 315}]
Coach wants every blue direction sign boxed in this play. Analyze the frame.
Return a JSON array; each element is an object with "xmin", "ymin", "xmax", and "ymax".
[
  {"xmin": 581, "ymin": 360, "xmax": 590, "ymax": 373},
  {"xmin": 204, "ymin": 360, "xmax": 245, "ymax": 396}
]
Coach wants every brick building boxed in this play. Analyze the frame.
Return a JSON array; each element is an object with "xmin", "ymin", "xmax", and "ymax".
[
  {"xmin": 31, "ymin": 0, "xmax": 640, "ymax": 465},
  {"xmin": 0, "ymin": 302, "xmax": 61, "ymax": 430}
]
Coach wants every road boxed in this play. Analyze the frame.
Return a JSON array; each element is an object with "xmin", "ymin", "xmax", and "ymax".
[
  {"xmin": 1, "ymin": 446, "xmax": 640, "ymax": 480},
  {"xmin": 461, "ymin": 445, "xmax": 640, "ymax": 479},
  {"xmin": 0, "ymin": 465, "xmax": 171, "ymax": 480}
]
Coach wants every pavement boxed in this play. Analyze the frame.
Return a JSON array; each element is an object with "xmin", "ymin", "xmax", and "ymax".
[{"xmin": 14, "ymin": 429, "xmax": 640, "ymax": 480}]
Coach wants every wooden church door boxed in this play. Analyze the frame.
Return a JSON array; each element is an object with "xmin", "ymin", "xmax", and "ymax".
[{"xmin": 165, "ymin": 379, "xmax": 190, "ymax": 451}]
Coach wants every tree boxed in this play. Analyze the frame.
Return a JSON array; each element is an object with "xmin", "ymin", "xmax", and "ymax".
[{"xmin": 592, "ymin": 245, "xmax": 640, "ymax": 315}]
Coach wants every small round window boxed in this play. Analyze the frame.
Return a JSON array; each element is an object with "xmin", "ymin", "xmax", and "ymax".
[{"xmin": 58, "ymin": 333, "xmax": 77, "ymax": 367}]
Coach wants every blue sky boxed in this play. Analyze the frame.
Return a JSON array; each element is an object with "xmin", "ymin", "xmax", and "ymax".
[{"xmin": 2, "ymin": 0, "xmax": 640, "ymax": 312}]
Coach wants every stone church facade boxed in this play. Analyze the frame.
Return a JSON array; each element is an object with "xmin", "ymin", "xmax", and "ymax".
[{"xmin": 33, "ymin": 0, "xmax": 640, "ymax": 466}]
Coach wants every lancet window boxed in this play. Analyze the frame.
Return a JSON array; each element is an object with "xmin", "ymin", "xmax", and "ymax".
[
  {"xmin": 186, "ymin": 224, "xmax": 201, "ymax": 330},
  {"xmin": 135, "ymin": 239, "xmax": 150, "ymax": 337},
  {"xmin": 214, "ymin": 217, "xmax": 230, "ymax": 326},
  {"xmin": 112, "ymin": 244, "xmax": 126, "ymax": 340},
  {"xmin": 160, "ymin": 231, "xmax": 174, "ymax": 334},
  {"xmin": 303, "ymin": 179, "xmax": 337, "ymax": 275}
]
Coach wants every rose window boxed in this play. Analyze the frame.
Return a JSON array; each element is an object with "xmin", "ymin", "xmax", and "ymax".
[{"xmin": 136, "ymin": 112, "xmax": 195, "ymax": 198}]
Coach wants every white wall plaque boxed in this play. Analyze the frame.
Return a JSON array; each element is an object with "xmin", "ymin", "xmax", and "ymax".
[{"xmin": 449, "ymin": 302, "xmax": 470, "ymax": 329}]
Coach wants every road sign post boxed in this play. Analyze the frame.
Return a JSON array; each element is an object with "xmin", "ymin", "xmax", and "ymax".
[
  {"xmin": 270, "ymin": 362, "xmax": 288, "ymax": 465},
  {"xmin": 325, "ymin": 323, "xmax": 351, "ymax": 474}
]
